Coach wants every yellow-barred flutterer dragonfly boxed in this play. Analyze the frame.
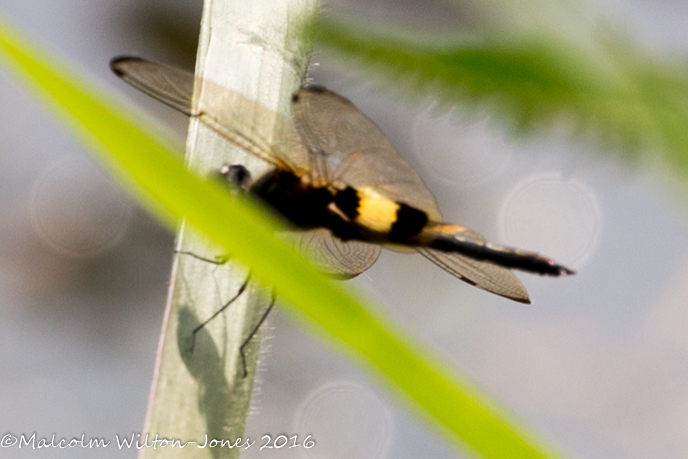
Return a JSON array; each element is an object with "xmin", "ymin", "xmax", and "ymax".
[
  {"xmin": 111, "ymin": 56, "xmax": 574, "ymax": 373},
  {"xmin": 111, "ymin": 56, "xmax": 573, "ymax": 307}
]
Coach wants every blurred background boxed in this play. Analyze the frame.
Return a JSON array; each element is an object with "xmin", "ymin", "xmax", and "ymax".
[{"xmin": 2, "ymin": 0, "xmax": 688, "ymax": 457}]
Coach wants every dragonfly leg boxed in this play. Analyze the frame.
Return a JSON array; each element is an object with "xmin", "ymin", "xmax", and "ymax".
[
  {"xmin": 178, "ymin": 248, "xmax": 274, "ymax": 378},
  {"xmin": 175, "ymin": 249, "xmax": 231, "ymax": 265},
  {"xmin": 239, "ymin": 288, "xmax": 277, "ymax": 378}
]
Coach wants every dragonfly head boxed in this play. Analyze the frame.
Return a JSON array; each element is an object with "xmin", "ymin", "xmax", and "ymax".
[{"xmin": 218, "ymin": 163, "xmax": 252, "ymax": 192}]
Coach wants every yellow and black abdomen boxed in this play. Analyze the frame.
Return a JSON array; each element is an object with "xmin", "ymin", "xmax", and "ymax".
[
  {"xmin": 331, "ymin": 185, "xmax": 573, "ymax": 277},
  {"xmin": 333, "ymin": 185, "xmax": 429, "ymax": 243},
  {"xmin": 252, "ymin": 170, "xmax": 432, "ymax": 246}
]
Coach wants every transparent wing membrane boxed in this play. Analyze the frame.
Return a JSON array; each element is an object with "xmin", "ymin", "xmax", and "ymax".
[
  {"xmin": 292, "ymin": 87, "xmax": 443, "ymax": 221},
  {"xmin": 418, "ymin": 248, "xmax": 531, "ymax": 303},
  {"xmin": 111, "ymin": 57, "xmax": 195, "ymax": 115},
  {"xmin": 111, "ymin": 57, "xmax": 442, "ymax": 220},
  {"xmin": 281, "ymin": 229, "xmax": 381, "ymax": 279},
  {"xmin": 110, "ymin": 56, "xmax": 309, "ymax": 171}
]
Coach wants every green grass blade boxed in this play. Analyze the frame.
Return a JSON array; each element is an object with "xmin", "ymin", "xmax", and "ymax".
[{"xmin": 0, "ymin": 16, "xmax": 569, "ymax": 459}]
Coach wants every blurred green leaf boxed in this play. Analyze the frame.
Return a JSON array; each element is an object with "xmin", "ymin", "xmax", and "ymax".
[
  {"xmin": 316, "ymin": 17, "xmax": 688, "ymax": 172},
  {"xmin": 0, "ymin": 14, "xmax": 569, "ymax": 459}
]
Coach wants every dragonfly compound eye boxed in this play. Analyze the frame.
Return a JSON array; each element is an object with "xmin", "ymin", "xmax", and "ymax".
[{"xmin": 219, "ymin": 163, "xmax": 252, "ymax": 191}]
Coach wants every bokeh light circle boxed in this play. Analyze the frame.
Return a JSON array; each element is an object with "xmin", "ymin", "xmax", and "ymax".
[
  {"xmin": 412, "ymin": 108, "xmax": 512, "ymax": 188},
  {"xmin": 29, "ymin": 157, "xmax": 133, "ymax": 258},
  {"xmin": 294, "ymin": 381, "xmax": 393, "ymax": 459},
  {"xmin": 499, "ymin": 174, "xmax": 601, "ymax": 266}
]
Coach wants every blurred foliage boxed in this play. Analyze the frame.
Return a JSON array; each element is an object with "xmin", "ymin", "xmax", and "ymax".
[{"xmin": 316, "ymin": 7, "xmax": 688, "ymax": 173}]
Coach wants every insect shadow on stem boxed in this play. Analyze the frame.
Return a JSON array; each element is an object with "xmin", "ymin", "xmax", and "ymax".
[
  {"xmin": 176, "ymin": 247, "xmax": 276, "ymax": 378},
  {"xmin": 174, "ymin": 163, "xmax": 275, "ymax": 378}
]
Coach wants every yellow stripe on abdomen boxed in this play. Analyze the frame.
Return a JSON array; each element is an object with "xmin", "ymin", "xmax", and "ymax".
[{"xmin": 355, "ymin": 195, "xmax": 400, "ymax": 233}]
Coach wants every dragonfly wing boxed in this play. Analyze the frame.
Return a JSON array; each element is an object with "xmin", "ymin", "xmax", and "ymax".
[
  {"xmin": 111, "ymin": 56, "xmax": 309, "ymax": 170},
  {"xmin": 281, "ymin": 228, "xmax": 381, "ymax": 279},
  {"xmin": 418, "ymin": 225, "xmax": 530, "ymax": 303},
  {"xmin": 419, "ymin": 248, "xmax": 530, "ymax": 303},
  {"xmin": 111, "ymin": 56, "xmax": 195, "ymax": 115},
  {"xmin": 292, "ymin": 86, "xmax": 442, "ymax": 221}
]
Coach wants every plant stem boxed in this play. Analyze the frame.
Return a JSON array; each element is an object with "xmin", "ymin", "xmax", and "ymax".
[{"xmin": 139, "ymin": 1, "xmax": 318, "ymax": 457}]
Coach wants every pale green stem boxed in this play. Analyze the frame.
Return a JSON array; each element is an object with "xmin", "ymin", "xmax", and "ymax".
[{"xmin": 139, "ymin": 1, "xmax": 318, "ymax": 458}]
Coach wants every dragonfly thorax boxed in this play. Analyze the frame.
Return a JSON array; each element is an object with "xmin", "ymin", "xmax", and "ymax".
[{"xmin": 249, "ymin": 169, "xmax": 341, "ymax": 231}]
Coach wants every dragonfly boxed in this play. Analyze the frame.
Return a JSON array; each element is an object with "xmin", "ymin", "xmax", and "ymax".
[
  {"xmin": 111, "ymin": 56, "xmax": 573, "ymax": 307},
  {"xmin": 114, "ymin": 58, "xmax": 577, "ymax": 373},
  {"xmin": 111, "ymin": 56, "xmax": 574, "ymax": 373}
]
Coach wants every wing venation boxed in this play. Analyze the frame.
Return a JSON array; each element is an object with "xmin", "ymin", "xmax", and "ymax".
[
  {"xmin": 110, "ymin": 57, "xmax": 195, "ymax": 115},
  {"xmin": 292, "ymin": 87, "xmax": 442, "ymax": 221},
  {"xmin": 111, "ymin": 56, "xmax": 309, "ymax": 169},
  {"xmin": 419, "ymin": 248, "xmax": 531, "ymax": 303},
  {"xmin": 281, "ymin": 229, "xmax": 381, "ymax": 279}
]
